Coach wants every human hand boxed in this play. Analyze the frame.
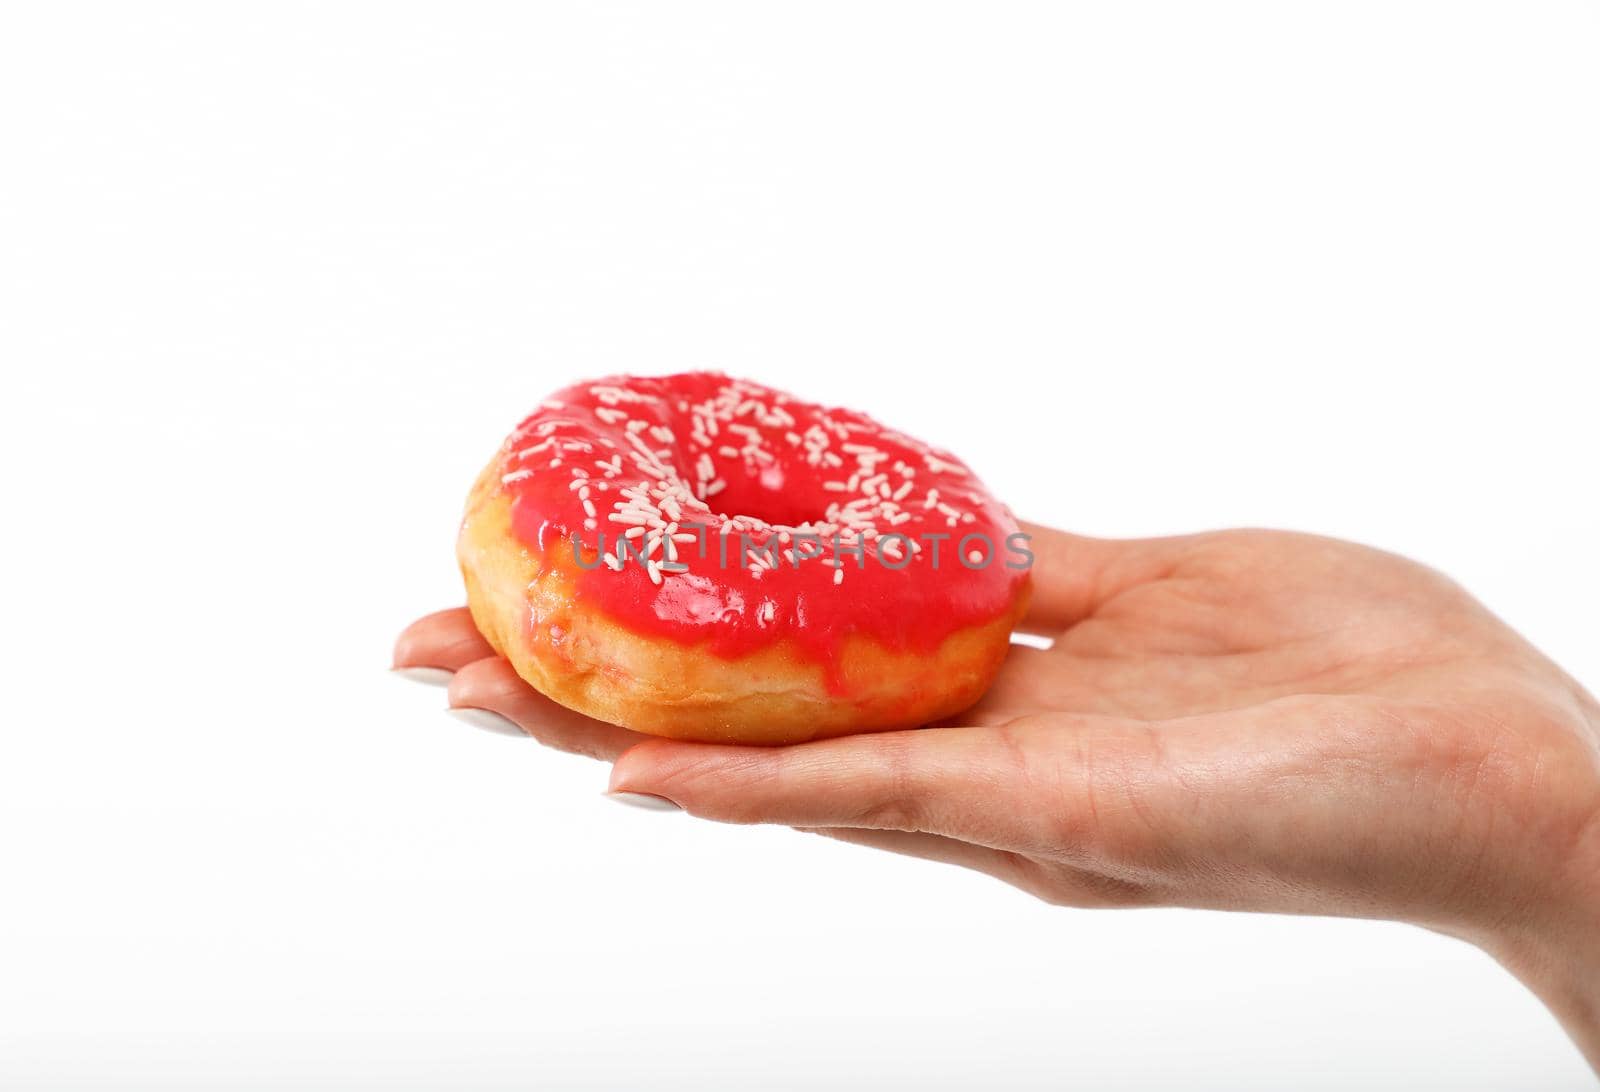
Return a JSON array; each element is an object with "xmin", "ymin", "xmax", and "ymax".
[{"xmin": 394, "ymin": 523, "xmax": 1600, "ymax": 1067}]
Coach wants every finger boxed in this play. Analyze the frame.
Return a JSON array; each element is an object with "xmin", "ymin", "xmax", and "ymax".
[
  {"xmin": 801, "ymin": 828, "xmax": 1151, "ymax": 909},
  {"xmin": 606, "ymin": 700, "xmax": 1358, "ymax": 907},
  {"xmin": 771, "ymin": 694, "xmax": 1513, "ymax": 916},
  {"xmin": 393, "ymin": 607, "xmax": 496, "ymax": 672},
  {"xmin": 799, "ymin": 826, "xmax": 1033, "ymax": 888},
  {"xmin": 449, "ymin": 657, "xmax": 649, "ymax": 762},
  {"xmin": 608, "ymin": 718, "xmax": 1132, "ymax": 854},
  {"xmin": 1018, "ymin": 521, "xmax": 1187, "ymax": 633}
]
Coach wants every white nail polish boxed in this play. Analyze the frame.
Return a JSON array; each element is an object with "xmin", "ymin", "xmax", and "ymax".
[
  {"xmin": 393, "ymin": 666, "xmax": 454, "ymax": 687},
  {"xmin": 605, "ymin": 791, "xmax": 682, "ymax": 812},
  {"xmin": 446, "ymin": 707, "xmax": 526, "ymax": 738}
]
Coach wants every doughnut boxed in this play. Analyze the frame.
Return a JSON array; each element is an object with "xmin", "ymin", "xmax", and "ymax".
[{"xmin": 457, "ymin": 373, "xmax": 1031, "ymax": 744}]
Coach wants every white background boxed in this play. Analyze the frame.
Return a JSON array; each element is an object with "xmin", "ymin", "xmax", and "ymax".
[{"xmin": 2, "ymin": 2, "xmax": 1597, "ymax": 1088}]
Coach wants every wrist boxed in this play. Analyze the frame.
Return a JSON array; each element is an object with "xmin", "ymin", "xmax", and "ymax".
[{"xmin": 1475, "ymin": 877, "xmax": 1600, "ymax": 1071}]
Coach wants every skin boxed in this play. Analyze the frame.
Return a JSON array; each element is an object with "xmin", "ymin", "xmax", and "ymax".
[{"xmin": 395, "ymin": 522, "xmax": 1600, "ymax": 1068}]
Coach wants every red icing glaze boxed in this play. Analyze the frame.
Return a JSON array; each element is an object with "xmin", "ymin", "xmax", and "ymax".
[{"xmin": 495, "ymin": 373, "xmax": 1027, "ymax": 689}]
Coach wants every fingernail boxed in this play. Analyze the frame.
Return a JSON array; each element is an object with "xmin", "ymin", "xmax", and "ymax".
[
  {"xmin": 446, "ymin": 707, "xmax": 527, "ymax": 738},
  {"xmin": 605, "ymin": 791, "xmax": 682, "ymax": 812},
  {"xmin": 393, "ymin": 666, "xmax": 454, "ymax": 687}
]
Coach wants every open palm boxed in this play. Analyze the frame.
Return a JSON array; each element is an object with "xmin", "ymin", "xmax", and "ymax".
[{"xmin": 396, "ymin": 521, "xmax": 1600, "ymax": 1060}]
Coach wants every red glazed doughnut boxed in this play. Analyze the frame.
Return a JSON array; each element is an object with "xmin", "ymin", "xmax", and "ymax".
[{"xmin": 458, "ymin": 373, "xmax": 1031, "ymax": 744}]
